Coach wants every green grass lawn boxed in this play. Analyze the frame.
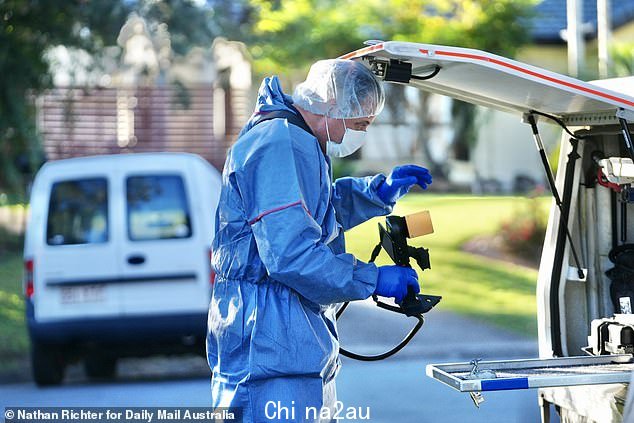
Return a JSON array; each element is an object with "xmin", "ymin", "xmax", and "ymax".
[
  {"xmin": 0, "ymin": 218, "xmax": 29, "ymax": 378},
  {"xmin": 0, "ymin": 251, "xmax": 26, "ymax": 352},
  {"xmin": 0, "ymin": 250, "xmax": 29, "ymax": 377},
  {"xmin": 345, "ymin": 193, "xmax": 550, "ymax": 337}
]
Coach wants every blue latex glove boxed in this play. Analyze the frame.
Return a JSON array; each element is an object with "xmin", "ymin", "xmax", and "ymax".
[
  {"xmin": 375, "ymin": 265, "xmax": 420, "ymax": 303},
  {"xmin": 376, "ymin": 165, "xmax": 432, "ymax": 204}
]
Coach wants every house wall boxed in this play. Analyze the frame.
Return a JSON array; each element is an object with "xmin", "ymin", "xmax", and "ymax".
[
  {"xmin": 472, "ymin": 108, "xmax": 561, "ymax": 193},
  {"xmin": 517, "ymin": 45, "xmax": 569, "ymax": 74},
  {"xmin": 37, "ymin": 85, "xmax": 250, "ymax": 172},
  {"xmin": 362, "ymin": 87, "xmax": 451, "ymax": 174},
  {"xmin": 41, "ymin": 22, "xmax": 252, "ymax": 172},
  {"xmin": 517, "ymin": 21, "xmax": 634, "ymax": 78}
]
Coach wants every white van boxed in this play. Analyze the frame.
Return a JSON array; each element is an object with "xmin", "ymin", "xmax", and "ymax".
[
  {"xmin": 24, "ymin": 152, "xmax": 221, "ymax": 386},
  {"xmin": 342, "ymin": 41, "xmax": 634, "ymax": 421}
]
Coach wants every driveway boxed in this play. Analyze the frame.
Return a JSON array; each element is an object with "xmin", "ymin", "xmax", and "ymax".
[
  {"xmin": 0, "ymin": 299, "xmax": 544, "ymax": 422},
  {"xmin": 335, "ymin": 298, "xmax": 542, "ymax": 422}
]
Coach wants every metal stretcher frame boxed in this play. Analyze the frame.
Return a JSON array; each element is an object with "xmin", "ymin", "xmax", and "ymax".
[{"xmin": 426, "ymin": 355, "xmax": 634, "ymax": 392}]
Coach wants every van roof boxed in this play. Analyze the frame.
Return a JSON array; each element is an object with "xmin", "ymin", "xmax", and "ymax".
[
  {"xmin": 341, "ymin": 41, "xmax": 634, "ymax": 126},
  {"xmin": 38, "ymin": 152, "xmax": 212, "ymax": 173}
]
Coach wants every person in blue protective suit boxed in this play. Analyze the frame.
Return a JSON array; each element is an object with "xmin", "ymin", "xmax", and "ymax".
[{"xmin": 207, "ymin": 59, "xmax": 432, "ymax": 422}]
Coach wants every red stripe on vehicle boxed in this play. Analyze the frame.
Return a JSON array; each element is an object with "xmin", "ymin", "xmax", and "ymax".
[
  {"xmin": 339, "ymin": 43, "xmax": 384, "ymax": 60},
  {"xmin": 422, "ymin": 49, "xmax": 634, "ymax": 108}
]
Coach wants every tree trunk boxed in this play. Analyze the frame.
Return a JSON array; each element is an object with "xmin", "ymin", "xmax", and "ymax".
[{"xmin": 415, "ymin": 90, "xmax": 445, "ymax": 178}]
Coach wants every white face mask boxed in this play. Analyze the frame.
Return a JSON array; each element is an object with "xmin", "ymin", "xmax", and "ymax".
[{"xmin": 325, "ymin": 118, "xmax": 367, "ymax": 158}]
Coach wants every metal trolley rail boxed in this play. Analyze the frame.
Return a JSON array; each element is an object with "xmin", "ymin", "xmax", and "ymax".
[{"xmin": 427, "ymin": 354, "xmax": 634, "ymax": 392}]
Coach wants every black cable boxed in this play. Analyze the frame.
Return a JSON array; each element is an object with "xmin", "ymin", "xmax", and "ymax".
[
  {"xmin": 337, "ymin": 240, "xmax": 426, "ymax": 361},
  {"xmin": 338, "ymin": 316, "xmax": 424, "ymax": 361},
  {"xmin": 335, "ymin": 301, "xmax": 349, "ymax": 319},
  {"xmin": 529, "ymin": 109, "xmax": 591, "ymax": 139},
  {"xmin": 612, "ymin": 191, "xmax": 619, "ymax": 249},
  {"xmin": 411, "ymin": 65, "xmax": 441, "ymax": 81},
  {"xmin": 622, "ymin": 200, "xmax": 628, "ymax": 243},
  {"xmin": 618, "ymin": 117, "xmax": 634, "ymax": 161}
]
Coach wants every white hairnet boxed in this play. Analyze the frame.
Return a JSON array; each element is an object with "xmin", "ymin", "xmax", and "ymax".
[{"xmin": 292, "ymin": 59, "xmax": 385, "ymax": 119}]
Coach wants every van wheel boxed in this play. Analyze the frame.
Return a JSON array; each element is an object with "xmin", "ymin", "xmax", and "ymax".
[
  {"xmin": 31, "ymin": 342, "xmax": 65, "ymax": 386},
  {"xmin": 84, "ymin": 356, "xmax": 117, "ymax": 380}
]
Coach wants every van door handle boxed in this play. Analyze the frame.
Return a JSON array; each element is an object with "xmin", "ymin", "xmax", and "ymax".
[{"xmin": 127, "ymin": 255, "xmax": 146, "ymax": 265}]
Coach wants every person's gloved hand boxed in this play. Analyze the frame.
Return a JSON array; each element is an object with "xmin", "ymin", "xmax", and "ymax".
[
  {"xmin": 376, "ymin": 165, "xmax": 432, "ymax": 204},
  {"xmin": 375, "ymin": 265, "xmax": 420, "ymax": 303}
]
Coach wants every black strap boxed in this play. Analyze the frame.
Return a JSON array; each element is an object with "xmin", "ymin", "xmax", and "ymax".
[{"xmin": 254, "ymin": 107, "xmax": 313, "ymax": 135}]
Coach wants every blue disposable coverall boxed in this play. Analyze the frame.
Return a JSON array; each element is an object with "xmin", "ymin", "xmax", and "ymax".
[{"xmin": 207, "ymin": 76, "xmax": 393, "ymax": 422}]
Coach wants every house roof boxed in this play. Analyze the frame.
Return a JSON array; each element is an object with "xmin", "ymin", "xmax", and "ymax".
[{"xmin": 532, "ymin": 0, "xmax": 634, "ymax": 43}]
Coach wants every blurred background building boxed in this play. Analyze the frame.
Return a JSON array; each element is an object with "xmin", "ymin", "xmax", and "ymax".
[
  {"xmin": 18, "ymin": 1, "xmax": 634, "ymax": 194},
  {"xmin": 36, "ymin": 15, "xmax": 252, "ymax": 172}
]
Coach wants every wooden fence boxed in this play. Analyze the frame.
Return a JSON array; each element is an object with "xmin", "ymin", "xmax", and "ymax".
[{"xmin": 37, "ymin": 85, "xmax": 250, "ymax": 171}]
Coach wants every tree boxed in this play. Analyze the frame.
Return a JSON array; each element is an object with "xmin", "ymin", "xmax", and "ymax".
[
  {"xmin": 244, "ymin": 0, "xmax": 535, "ymax": 75},
  {"xmin": 610, "ymin": 42, "xmax": 634, "ymax": 77},
  {"xmin": 1, "ymin": 1, "xmax": 125, "ymax": 197},
  {"xmin": 242, "ymin": 0, "xmax": 537, "ymax": 174},
  {"xmin": 0, "ymin": 0, "xmax": 216, "ymax": 199}
]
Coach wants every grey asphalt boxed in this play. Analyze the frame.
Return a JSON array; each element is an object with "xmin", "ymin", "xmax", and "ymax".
[
  {"xmin": 335, "ymin": 298, "xmax": 542, "ymax": 422},
  {"xmin": 336, "ymin": 298, "xmax": 538, "ymax": 361},
  {"xmin": 0, "ymin": 300, "xmax": 545, "ymax": 422}
]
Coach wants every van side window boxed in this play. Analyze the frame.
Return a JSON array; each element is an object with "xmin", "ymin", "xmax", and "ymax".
[
  {"xmin": 47, "ymin": 178, "xmax": 109, "ymax": 246},
  {"xmin": 126, "ymin": 175, "xmax": 192, "ymax": 241}
]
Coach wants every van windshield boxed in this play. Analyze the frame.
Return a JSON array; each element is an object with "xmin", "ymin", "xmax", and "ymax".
[
  {"xmin": 47, "ymin": 178, "xmax": 109, "ymax": 246},
  {"xmin": 126, "ymin": 174, "xmax": 192, "ymax": 241}
]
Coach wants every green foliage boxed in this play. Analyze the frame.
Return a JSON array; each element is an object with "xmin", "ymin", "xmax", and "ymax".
[
  {"xmin": 138, "ymin": 1, "xmax": 215, "ymax": 55},
  {"xmin": 499, "ymin": 195, "xmax": 548, "ymax": 265},
  {"xmin": 0, "ymin": 0, "xmax": 216, "ymax": 198},
  {"xmin": 331, "ymin": 158, "xmax": 357, "ymax": 180},
  {"xmin": 240, "ymin": 0, "xmax": 537, "ymax": 171},
  {"xmin": 0, "ymin": 224, "xmax": 24, "ymax": 256},
  {"xmin": 451, "ymin": 99, "xmax": 478, "ymax": 160},
  {"xmin": 0, "ymin": 1, "xmax": 130, "ymax": 196},
  {"xmin": 0, "ymin": 249, "xmax": 27, "ymax": 361},
  {"xmin": 244, "ymin": 0, "xmax": 537, "ymax": 76},
  {"xmin": 610, "ymin": 42, "xmax": 634, "ymax": 77},
  {"xmin": 1, "ymin": 0, "xmax": 540, "ymax": 197},
  {"xmin": 549, "ymin": 142, "xmax": 561, "ymax": 175}
]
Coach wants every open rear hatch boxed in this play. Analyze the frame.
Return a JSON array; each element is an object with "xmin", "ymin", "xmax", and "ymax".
[
  {"xmin": 342, "ymin": 41, "xmax": 634, "ymax": 398},
  {"xmin": 341, "ymin": 41, "xmax": 634, "ymax": 124}
]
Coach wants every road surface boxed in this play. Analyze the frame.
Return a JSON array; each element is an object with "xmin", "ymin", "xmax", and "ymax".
[{"xmin": 1, "ymin": 300, "xmax": 547, "ymax": 422}]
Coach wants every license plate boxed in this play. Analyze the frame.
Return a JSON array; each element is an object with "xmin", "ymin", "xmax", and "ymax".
[{"xmin": 59, "ymin": 285, "xmax": 106, "ymax": 304}]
